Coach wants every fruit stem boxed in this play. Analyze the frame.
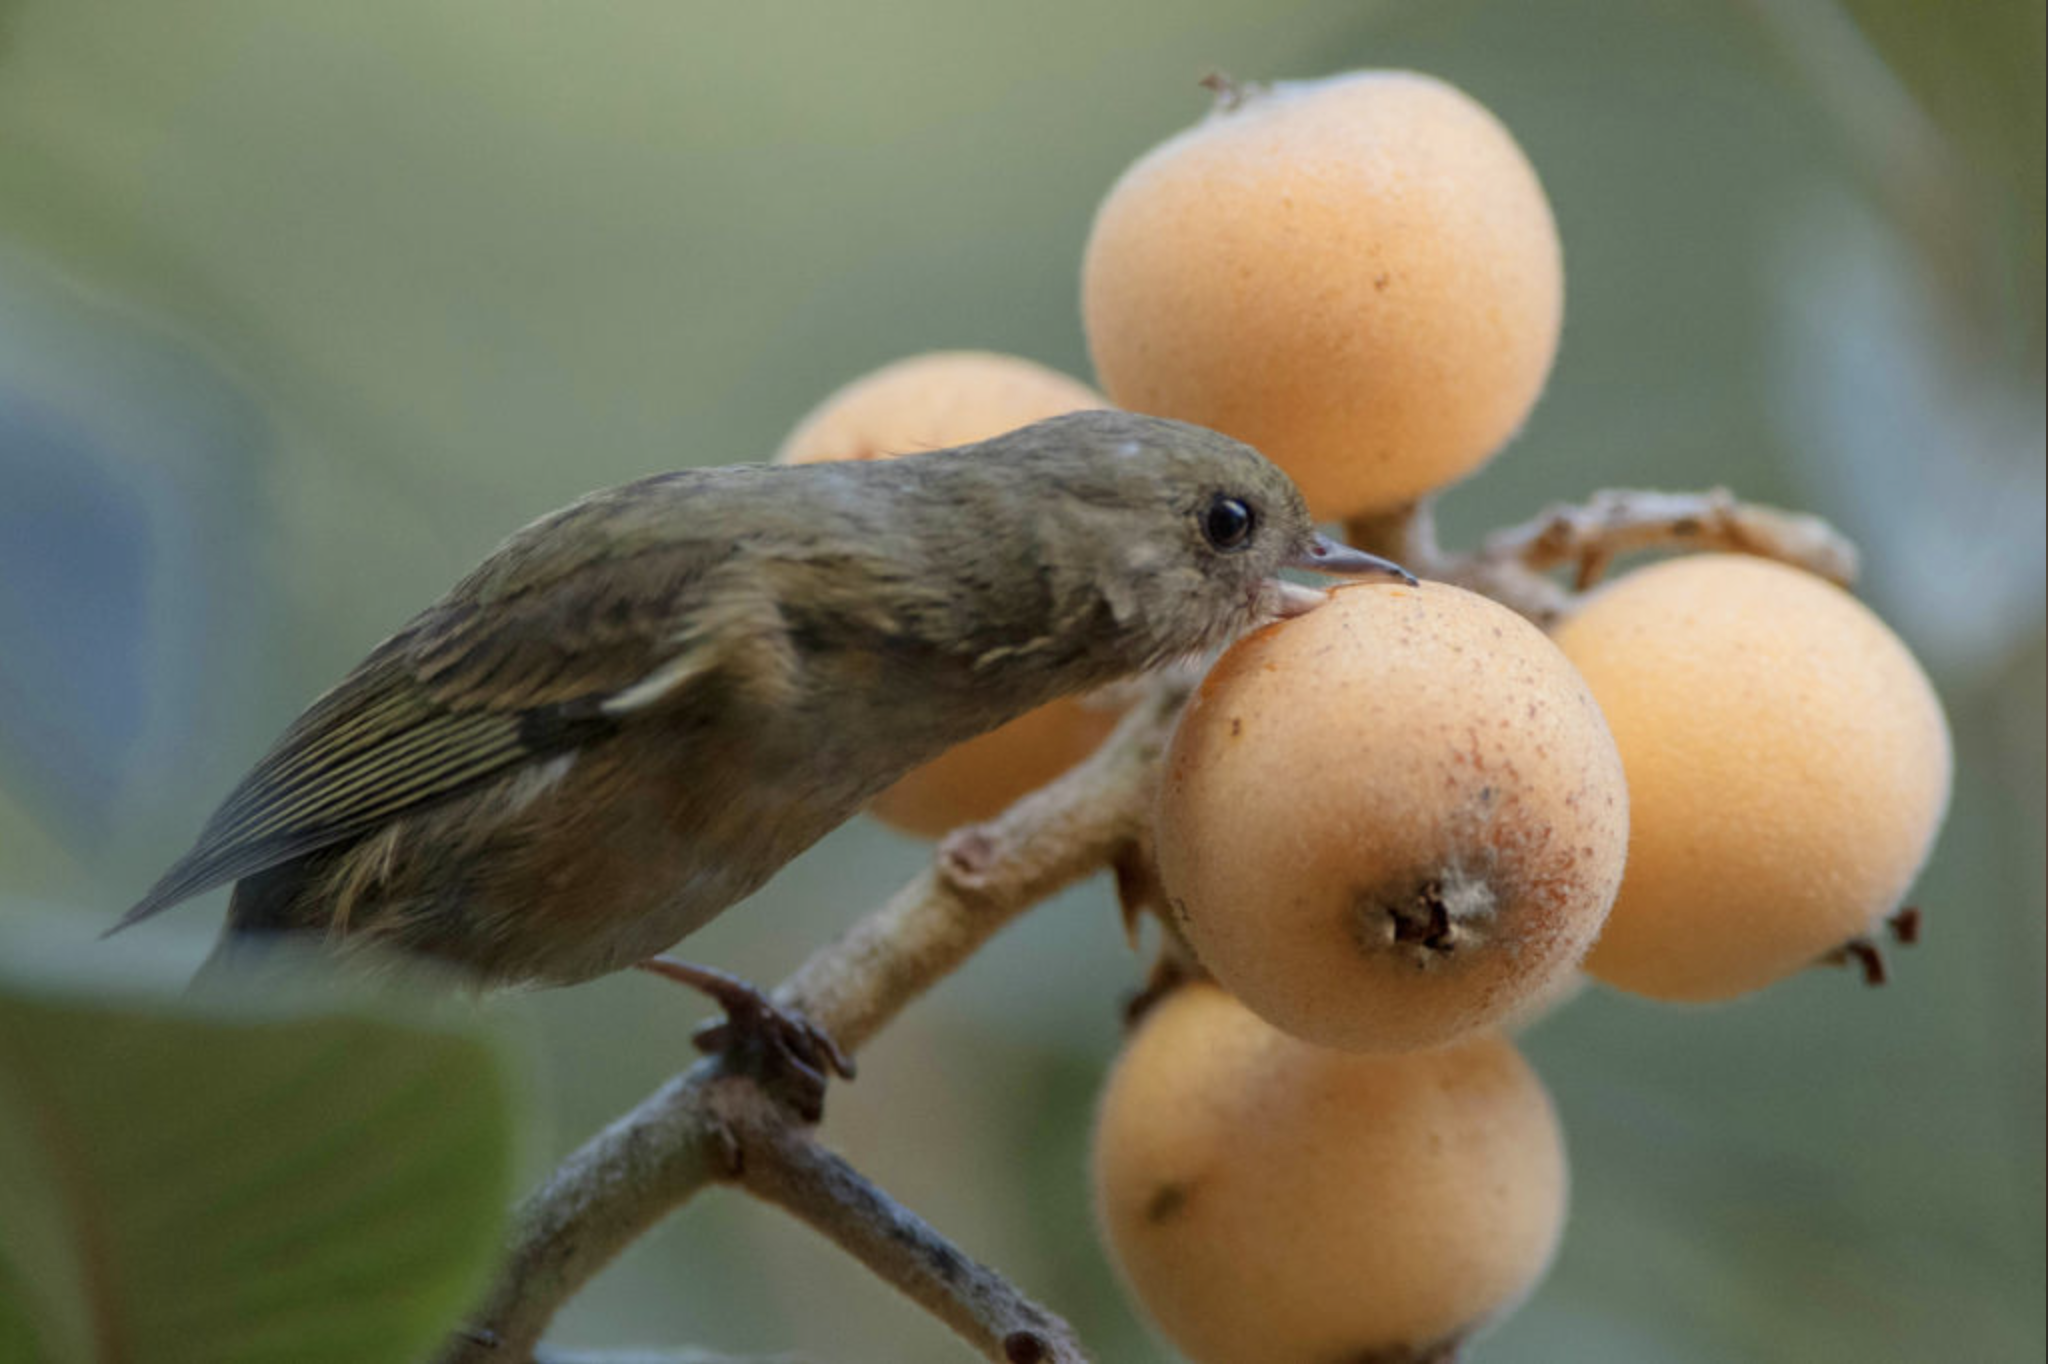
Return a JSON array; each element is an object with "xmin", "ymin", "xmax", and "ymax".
[
  {"xmin": 1198, "ymin": 69, "xmax": 1259, "ymax": 113},
  {"xmin": 1345, "ymin": 499, "xmax": 1443, "ymax": 571}
]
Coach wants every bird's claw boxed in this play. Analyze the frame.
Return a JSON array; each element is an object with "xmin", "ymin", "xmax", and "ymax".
[
  {"xmin": 637, "ymin": 956, "xmax": 854, "ymax": 1121},
  {"xmin": 694, "ymin": 1007, "xmax": 854, "ymax": 1079}
]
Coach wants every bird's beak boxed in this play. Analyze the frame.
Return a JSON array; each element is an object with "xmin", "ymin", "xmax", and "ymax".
[
  {"xmin": 1272, "ymin": 534, "xmax": 1419, "ymax": 618},
  {"xmin": 1289, "ymin": 533, "xmax": 1417, "ymax": 582}
]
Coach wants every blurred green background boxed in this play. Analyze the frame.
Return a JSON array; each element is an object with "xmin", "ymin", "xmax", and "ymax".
[{"xmin": 1, "ymin": 1, "xmax": 2040, "ymax": 1361}]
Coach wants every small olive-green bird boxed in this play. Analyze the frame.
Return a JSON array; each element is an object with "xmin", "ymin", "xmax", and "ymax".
[{"xmin": 114, "ymin": 411, "xmax": 1406, "ymax": 1006}]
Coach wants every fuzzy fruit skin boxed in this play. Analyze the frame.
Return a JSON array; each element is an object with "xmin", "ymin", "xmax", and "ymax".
[
  {"xmin": 775, "ymin": 350, "xmax": 1108, "ymax": 465},
  {"xmin": 779, "ymin": 351, "xmax": 1119, "ymax": 836},
  {"xmin": 1093, "ymin": 984, "xmax": 1567, "ymax": 1364},
  {"xmin": 1081, "ymin": 70, "xmax": 1563, "ymax": 519},
  {"xmin": 854, "ymin": 695, "xmax": 1118, "ymax": 835},
  {"xmin": 1156, "ymin": 581, "xmax": 1627, "ymax": 1052},
  {"xmin": 1553, "ymin": 554, "xmax": 1952, "ymax": 1002}
]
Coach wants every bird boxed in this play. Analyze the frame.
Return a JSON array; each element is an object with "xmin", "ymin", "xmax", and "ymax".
[{"xmin": 112, "ymin": 410, "xmax": 1409, "ymax": 1083}]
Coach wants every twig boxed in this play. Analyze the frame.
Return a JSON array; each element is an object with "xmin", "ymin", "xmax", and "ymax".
[
  {"xmin": 440, "ymin": 675, "xmax": 1192, "ymax": 1363},
  {"xmin": 1345, "ymin": 500, "xmax": 1571, "ymax": 624},
  {"xmin": 532, "ymin": 1343, "xmax": 811, "ymax": 1351},
  {"xmin": 777, "ymin": 671, "xmax": 1191, "ymax": 1053},
  {"xmin": 442, "ymin": 1068, "xmax": 733, "ymax": 1364},
  {"xmin": 1475, "ymin": 488, "xmax": 1860, "ymax": 592},
  {"xmin": 1342, "ymin": 500, "xmax": 1445, "ymax": 571},
  {"xmin": 721, "ymin": 1081, "xmax": 1088, "ymax": 1364},
  {"xmin": 1347, "ymin": 490, "xmax": 1861, "ymax": 628}
]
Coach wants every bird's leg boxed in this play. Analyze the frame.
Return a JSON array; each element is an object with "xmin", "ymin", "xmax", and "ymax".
[{"xmin": 635, "ymin": 956, "xmax": 855, "ymax": 1121}]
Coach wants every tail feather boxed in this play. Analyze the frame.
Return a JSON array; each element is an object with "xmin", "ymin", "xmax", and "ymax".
[
  {"xmin": 109, "ymin": 826, "xmax": 355, "ymax": 939},
  {"xmin": 188, "ymin": 924, "xmax": 262, "ymax": 991},
  {"xmin": 184, "ymin": 859, "xmax": 335, "ymax": 991},
  {"xmin": 107, "ymin": 861, "xmax": 222, "ymax": 938}
]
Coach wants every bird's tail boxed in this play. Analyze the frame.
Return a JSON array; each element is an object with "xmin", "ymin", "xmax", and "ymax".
[{"xmin": 187, "ymin": 924, "xmax": 289, "ymax": 994}]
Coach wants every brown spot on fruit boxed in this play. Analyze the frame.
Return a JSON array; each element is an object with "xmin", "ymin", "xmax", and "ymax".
[
  {"xmin": 1156, "ymin": 582, "xmax": 1626, "ymax": 1051},
  {"xmin": 1145, "ymin": 1181, "xmax": 1191, "ymax": 1224},
  {"xmin": 1091, "ymin": 986, "xmax": 1566, "ymax": 1364}
]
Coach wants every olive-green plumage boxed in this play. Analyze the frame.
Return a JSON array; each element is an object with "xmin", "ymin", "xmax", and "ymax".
[{"xmin": 115, "ymin": 411, "xmax": 1404, "ymax": 987}]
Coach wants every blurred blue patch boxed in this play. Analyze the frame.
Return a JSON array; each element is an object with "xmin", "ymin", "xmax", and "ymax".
[
  {"xmin": 0, "ymin": 250, "xmax": 274, "ymax": 850},
  {"xmin": 0, "ymin": 397, "xmax": 152, "ymax": 831}
]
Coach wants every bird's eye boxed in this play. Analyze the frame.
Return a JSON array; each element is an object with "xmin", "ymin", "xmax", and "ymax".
[{"xmin": 1202, "ymin": 494, "xmax": 1256, "ymax": 551}]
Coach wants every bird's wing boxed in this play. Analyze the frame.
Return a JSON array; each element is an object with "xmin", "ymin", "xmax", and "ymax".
[{"xmin": 112, "ymin": 511, "xmax": 793, "ymax": 932}]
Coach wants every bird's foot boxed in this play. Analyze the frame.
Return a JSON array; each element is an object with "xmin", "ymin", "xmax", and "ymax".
[{"xmin": 635, "ymin": 956, "xmax": 854, "ymax": 1121}]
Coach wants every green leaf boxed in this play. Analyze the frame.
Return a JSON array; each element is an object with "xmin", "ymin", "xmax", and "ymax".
[{"xmin": 0, "ymin": 922, "xmax": 517, "ymax": 1364}]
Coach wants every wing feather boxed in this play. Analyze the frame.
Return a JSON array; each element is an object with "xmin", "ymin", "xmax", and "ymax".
[
  {"xmin": 110, "ymin": 661, "xmax": 556, "ymax": 931},
  {"xmin": 111, "ymin": 487, "xmax": 786, "ymax": 933}
]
